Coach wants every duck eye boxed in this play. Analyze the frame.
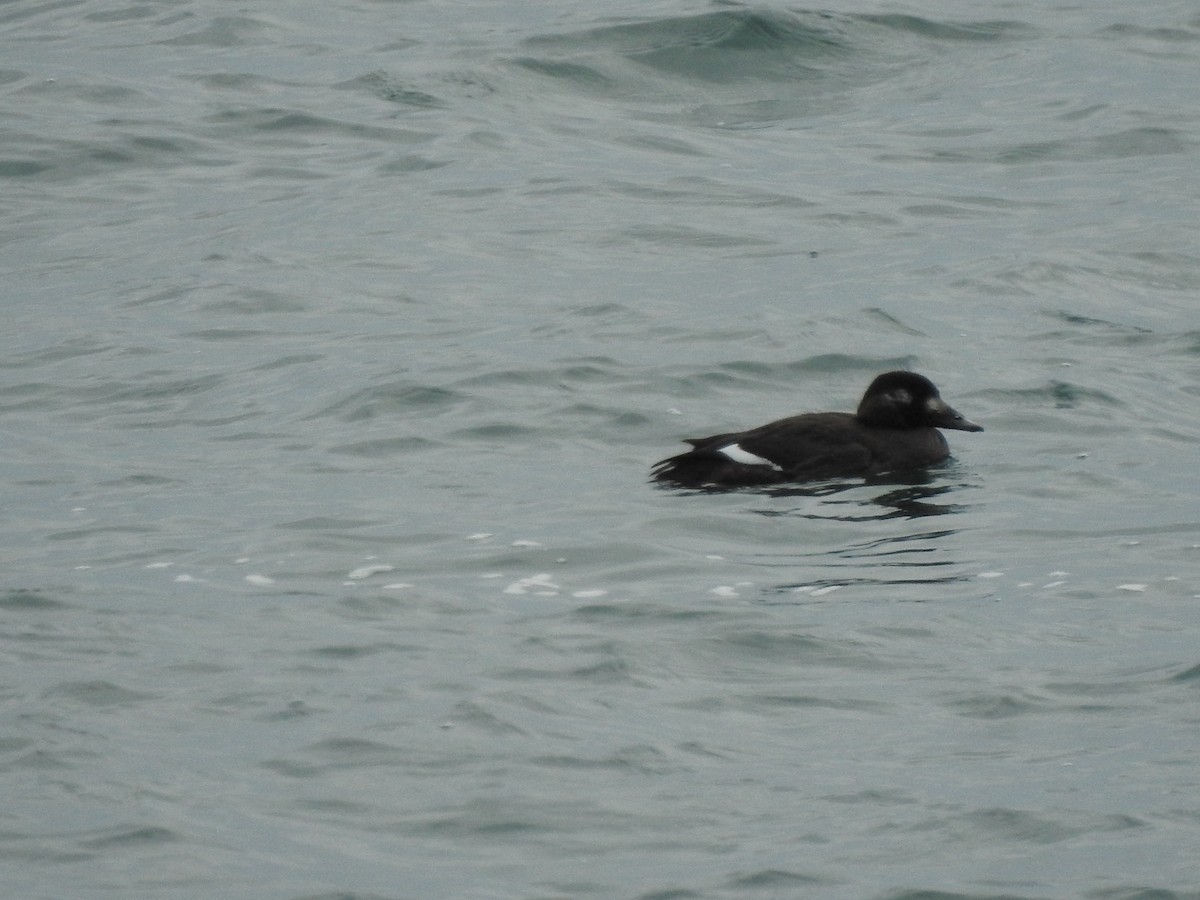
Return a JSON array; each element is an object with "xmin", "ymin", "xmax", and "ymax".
[{"xmin": 888, "ymin": 389, "xmax": 911, "ymax": 404}]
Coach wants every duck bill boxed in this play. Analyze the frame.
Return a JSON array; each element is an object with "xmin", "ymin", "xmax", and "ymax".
[{"xmin": 927, "ymin": 398, "xmax": 984, "ymax": 432}]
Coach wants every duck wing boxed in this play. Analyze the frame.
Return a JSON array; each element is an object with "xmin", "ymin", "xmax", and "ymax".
[
  {"xmin": 654, "ymin": 413, "xmax": 874, "ymax": 486},
  {"xmin": 731, "ymin": 414, "xmax": 873, "ymax": 479}
]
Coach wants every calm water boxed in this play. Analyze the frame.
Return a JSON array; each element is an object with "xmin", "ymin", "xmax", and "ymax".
[{"xmin": 3, "ymin": 1, "xmax": 1199, "ymax": 897}]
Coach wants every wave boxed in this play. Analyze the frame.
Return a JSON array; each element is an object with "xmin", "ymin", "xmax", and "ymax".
[{"xmin": 505, "ymin": 6, "xmax": 1034, "ymax": 127}]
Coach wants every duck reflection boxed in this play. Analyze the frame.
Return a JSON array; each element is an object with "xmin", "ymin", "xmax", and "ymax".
[
  {"xmin": 757, "ymin": 470, "xmax": 973, "ymax": 520},
  {"xmin": 744, "ymin": 471, "xmax": 982, "ymax": 592}
]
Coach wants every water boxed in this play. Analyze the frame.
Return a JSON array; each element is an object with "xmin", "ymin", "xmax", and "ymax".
[{"xmin": 3, "ymin": 1, "xmax": 1199, "ymax": 897}]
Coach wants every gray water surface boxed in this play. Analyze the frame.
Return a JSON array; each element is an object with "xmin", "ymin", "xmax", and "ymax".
[{"xmin": 3, "ymin": 1, "xmax": 1199, "ymax": 897}]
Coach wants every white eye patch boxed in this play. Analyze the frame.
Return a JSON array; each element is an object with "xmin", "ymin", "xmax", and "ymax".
[
  {"xmin": 886, "ymin": 389, "xmax": 911, "ymax": 405},
  {"xmin": 718, "ymin": 443, "xmax": 783, "ymax": 471}
]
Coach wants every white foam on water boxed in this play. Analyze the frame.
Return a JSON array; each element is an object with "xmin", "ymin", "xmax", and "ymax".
[
  {"xmin": 504, "ymin": 573, "xmax": 558, "ymax": 595},
  {"xmin": 348, "ymin": 564, "xmax": 394, "ymax": 580}
]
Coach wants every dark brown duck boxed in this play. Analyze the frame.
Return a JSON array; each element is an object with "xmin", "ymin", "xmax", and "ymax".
[{"xmin": 652, "ymin": 371, "xmax": 983, "ymax": 488}]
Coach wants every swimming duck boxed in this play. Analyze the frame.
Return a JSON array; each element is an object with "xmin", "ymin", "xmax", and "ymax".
[{"xmin": 652, "ymin": 370, "xmax": 982, "ymax": 487}]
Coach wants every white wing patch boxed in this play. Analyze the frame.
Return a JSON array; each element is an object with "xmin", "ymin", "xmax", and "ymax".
[{"xmin": 718, "ymin": 443, "xmax": 782, "ymax": 471}]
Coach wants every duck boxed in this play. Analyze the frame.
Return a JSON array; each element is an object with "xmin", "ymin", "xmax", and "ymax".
[{"xmin": 651, "ymin": 370, "xmax": 982, "ymax": 487}]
